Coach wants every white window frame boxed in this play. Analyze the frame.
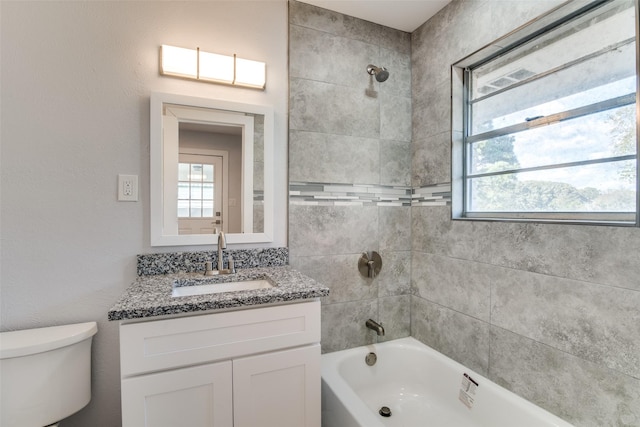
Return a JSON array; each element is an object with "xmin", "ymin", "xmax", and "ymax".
[{"xmin": 451, "ymin": 0, "xmax": 640, "ymax": 227}]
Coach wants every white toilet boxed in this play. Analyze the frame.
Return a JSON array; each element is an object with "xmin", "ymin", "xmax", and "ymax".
[{"xmin": 0, "ymin": 322, "xmax": 98, "ymax": 426}]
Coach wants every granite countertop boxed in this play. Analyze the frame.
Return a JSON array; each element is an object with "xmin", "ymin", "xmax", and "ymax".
[{"xmin": 108, "ymin": 266, "xmax": 329, "ymax": 321}]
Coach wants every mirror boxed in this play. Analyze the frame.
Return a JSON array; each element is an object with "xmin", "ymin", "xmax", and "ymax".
[{"xmin": 150, "ymin": 92, "xmax": 274, "ymax": 246}]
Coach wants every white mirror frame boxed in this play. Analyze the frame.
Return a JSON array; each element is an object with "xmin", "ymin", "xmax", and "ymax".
[{"xmin": 150, "ymin": 92, "xmax": 274, "ymax": 246}]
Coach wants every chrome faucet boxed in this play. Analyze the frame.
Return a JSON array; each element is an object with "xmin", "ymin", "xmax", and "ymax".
[
  {"xmin": 204, "ymin": 230, "xmax": 232, "ymax": 276},
  {"xmin": 365, "ymin": 319, "xmax": 385, "ymax": 336},
  {"xmin": 217, "ymin": 230, "xmax": 227, "ymax": 271}
]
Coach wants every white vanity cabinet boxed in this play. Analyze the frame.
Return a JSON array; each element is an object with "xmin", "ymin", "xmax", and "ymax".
[{"xmin": 119, "ymin": 300, "xmax": 321, "ymax": 427}]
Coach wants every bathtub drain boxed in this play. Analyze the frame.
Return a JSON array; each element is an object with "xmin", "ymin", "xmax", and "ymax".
[
  {"xmin": 365, "ymin": 352, "xmax": 377, "ymax": 366},
  {"xmin": 379, "ymin": 406, "xmax": 392, "ymax": 417}
]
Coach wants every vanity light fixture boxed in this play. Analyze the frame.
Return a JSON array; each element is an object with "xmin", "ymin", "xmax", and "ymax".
[{"xmin": 160, "ymin": 45, "xmax": 266, "ymax": 89}]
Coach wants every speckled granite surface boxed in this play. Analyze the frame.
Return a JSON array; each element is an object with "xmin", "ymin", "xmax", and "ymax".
[
  {"xmin": 108, "ymin": 266, "xmax": 329, "ymax": 321},
  {"xmin": 137, "ymin": 247, "xmax": 289, "ymax": 276}
]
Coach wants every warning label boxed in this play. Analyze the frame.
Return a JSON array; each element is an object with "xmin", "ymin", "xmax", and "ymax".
[{"xmin": 458, "ymin": 373, "xmax": 479, "ymax": 409}]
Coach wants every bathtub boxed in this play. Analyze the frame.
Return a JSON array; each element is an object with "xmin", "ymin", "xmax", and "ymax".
[{"xmin": 321, "ymin": 337, "xmax": 574, "ymax": 427}]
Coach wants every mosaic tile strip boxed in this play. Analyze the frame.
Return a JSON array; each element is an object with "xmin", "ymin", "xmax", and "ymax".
[
  {"xmin": 412, "ymin": 183, "xmax": 452, "ymax": 206},
  {"xmin": 137, "ymin": 247, "xmax": 289, "ymax": 276},
  {"xmin": 289, "ymin": 181, "xmax": 452, "ymax": 206},
  {"xmin": 289, "ymin": 182, "xmax": 412, "ymax": 206}
]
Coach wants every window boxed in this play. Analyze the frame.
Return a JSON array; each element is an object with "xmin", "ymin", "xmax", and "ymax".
[
  {"xmin": 452, "ymin": 0, "xmax": 639, "ymax": 225},
  {"xmin": 178, "ymin": 162, "xmax": 215, "ymax": 218}
]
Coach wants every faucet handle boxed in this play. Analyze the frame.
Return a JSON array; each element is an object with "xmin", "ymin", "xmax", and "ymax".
[
  {"xmin": 358, "ymin": 251, "xmax": 382, "ymax": 278},
  {"xmin": 367, "ymin": 260, "xmax": 376, "ymax": 278},
  {"xmin": 204, "ymin": 261, "xmax": 216, "ymax": 276}
]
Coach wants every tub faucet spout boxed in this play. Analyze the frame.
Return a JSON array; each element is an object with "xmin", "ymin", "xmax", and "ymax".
[{"xmin": 366, "ymin": 319, "xmax": 385, "ymax": 336}]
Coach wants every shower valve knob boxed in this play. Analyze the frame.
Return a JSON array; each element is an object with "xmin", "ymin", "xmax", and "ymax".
[{"xmin": 358, "ymin": 251, "xmax": 382, "ymax": 278}]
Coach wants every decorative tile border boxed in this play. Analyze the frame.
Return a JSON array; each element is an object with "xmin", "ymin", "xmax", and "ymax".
[
  {"xmin": 289, "ymin": 181, "xmax": 451, "ymax": 207},
  {"xmin": 289, "ymin": 182, "xmax": 412, "ymax": 206},
  {"xmin": 412, "ymin": 183, "xmax": 452, "ymax": 206},
  {"xmin": 137, "ymin": 247, "xmax": 289, "ymax": 276}
]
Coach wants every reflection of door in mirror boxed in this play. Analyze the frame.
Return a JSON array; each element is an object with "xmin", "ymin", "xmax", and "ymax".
[
  {"xmin": 177, "ymin": 154, "xmax": 223, "ymax": 235},
  {"xmin": 177, "ymin": 124, "xmax": 243, "ymax": 234}
]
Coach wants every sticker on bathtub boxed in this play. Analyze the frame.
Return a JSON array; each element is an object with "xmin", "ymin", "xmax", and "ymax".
[{"xmin": 459, "ymin": 373, "xmax": 478, "ymax": 409}]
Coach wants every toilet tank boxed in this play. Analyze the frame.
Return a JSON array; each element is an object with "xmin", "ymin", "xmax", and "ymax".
[{"xmin": 0, "ymin": 322, "xmax": 98, "ymax": 427}]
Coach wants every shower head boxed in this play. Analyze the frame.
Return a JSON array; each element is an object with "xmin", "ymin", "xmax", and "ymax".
[{"xmin": 367, "ymin": 64, "xmax": 389, "ymax": 82}]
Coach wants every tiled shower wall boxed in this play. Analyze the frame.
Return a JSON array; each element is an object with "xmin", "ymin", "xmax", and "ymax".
[
  {"xmin": 289, "ymin": 0, "xmax": 640, "ymax": 425},
  {"xmin": 288, "ymin": 0, "xmax": 412, "ymax": 352},
  {"xmin": 411, "ymin": 1, "xmax": 640, "ymax": 426}
]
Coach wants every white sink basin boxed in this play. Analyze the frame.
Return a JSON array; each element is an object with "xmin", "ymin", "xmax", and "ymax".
[{"xmin": 172, "ymin": 279, "xmax": 273, "ymax": 297}]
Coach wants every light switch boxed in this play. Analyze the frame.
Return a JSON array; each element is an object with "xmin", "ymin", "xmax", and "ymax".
[{"xmin": 118, "ymin": 174, "xmax": 138, "ymax": 201}]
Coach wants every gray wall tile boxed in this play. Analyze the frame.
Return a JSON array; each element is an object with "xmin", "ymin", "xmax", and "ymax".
[
  {"xmin": 289, "ymin": 1, "xmax": 640, "ymax": 425},
  {"xmin": 289, "ymin": 0, "xmax": 410, "ymax": 54},
  {"xmin": 321, "ymin": 299, "xmax": 378, "ymax": 353},
  {"xmin": 411, "ymin": 205, "xmax": 492, "ymax": 259},
  {"xmin": 289, "ymin": 0, "xmax": 389, "ymax": 49},
  {"xmin": 490, "ymin": 327, "xmax": 640, "ymax": 427},
  {"xmin": 411, "ymin": 131, "xmax": 451, "ymax": 186},
  {"xmin": 379, "ymin": 47, "xmax": 411, "ymax": 98},
  {"xmin": 491, "ymin": 270, "xmax": 640, "ymax": 378},
  {"xmin": 380, "ymin": 93, "xmax": 412, "ymax": 142},
  {"xmin": 290, "ymin": 254, "xmax": 378, "ymax": 304},
  {"xmin": 412, "ymin": 78, "xmax": 450, "ymax": 139},
  {"xmin": 290, "ymin": 78, "xmax": 380, "ymax": 137},
  {"xmin": 379, "ymin": 294, "xmax": 411, "ymax": 342},
  {"xmin": 413, "ymin": 205, "xmax": 640, "ymax": 292},
  {"xmin": 289, "ymin": 1, "xmax": 411, "ymax": 359},
  {"xmin": 411, "ymin": 32, "xmax": 451, "ymax": 93},
  {"xmin": 486, "ymin": 222, "xmax": 640, "ymax": 292},
  {"xmin": 410, "ymin": 1, "xmax": 640, "ymax": 424},
  {"xmin": 412, "ymin": 252, "xmax": 491, "ymax": 322},
  {"xmin": 380, "ymin": 139, "xmax": 411, "ymax": 186},
  {"xmin": 289, "ymin": 205, "xmax": 379, "ymax": 256},
  {"xmin": 289, "ymin": 24, "xmax": 380, "ymax": 87},
  {"xmin": 289, "ymin": 130, "xmax": 380, "ymax": 184},
  {"xmin": 379, "ymin": 206, "xmax": 411, "ymax": 251},
  {"xmin": 377, "ymin": 250, "xmax": 411, "ymax": 297},
  {"xmin": 289, "ymin": 0, "xmax": 640, "ymax": 425},
  {"xmin": 411, "ymin": 295, "xmax": 490, "ymax": 375},
  {"xmin": 375, "ymin": 23, "xmax": 411, "ymax": 54}
]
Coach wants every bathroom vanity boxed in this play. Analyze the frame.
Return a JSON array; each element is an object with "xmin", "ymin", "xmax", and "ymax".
[{"xmin": 109, "ymin": 258, "xmax": 329, "ymax": 427}]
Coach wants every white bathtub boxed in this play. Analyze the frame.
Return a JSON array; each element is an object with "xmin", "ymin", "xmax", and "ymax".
[{"xmin": 321, "ymin": 337, "xmax": 574, "ymax": 427}]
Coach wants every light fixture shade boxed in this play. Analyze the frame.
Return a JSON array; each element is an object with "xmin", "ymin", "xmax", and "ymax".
[
  {"xmin": 160, "ymin": 45, "xmax": 197, "ymax": 79},
  {"xmin": 235, "ymin": 57, "xmax": 266, "ymax": 89},
  {"xmin": 199, "ymin": 51, "xmax": 234, "ymax": 84},
  {"xmin": 159, "ymin": 45, "xmax": 266, "ymax": 90}
]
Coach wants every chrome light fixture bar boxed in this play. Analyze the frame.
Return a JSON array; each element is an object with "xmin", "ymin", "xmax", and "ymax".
[{"xmin": 160, "ymin": 45, "xmax": 266, "ymax": 89}]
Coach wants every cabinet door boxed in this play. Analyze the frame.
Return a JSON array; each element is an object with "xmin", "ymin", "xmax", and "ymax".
[
  {"xmin": 121, "ymin": 361, "xmax": 233, "ymax": 427},
  {"xmin": 233, "ymin": 344, "xmax": 321, "ymax": 427}
]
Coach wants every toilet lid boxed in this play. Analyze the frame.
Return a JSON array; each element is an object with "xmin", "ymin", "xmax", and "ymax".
[{"xmin": 0, "ymin": 322, "xmax": 97, "ymax": 359}]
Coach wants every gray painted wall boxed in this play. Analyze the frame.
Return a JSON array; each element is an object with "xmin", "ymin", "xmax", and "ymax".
[{"xmin": 1, "ymin": 2, "xmax": 288, "ymax": 425}]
